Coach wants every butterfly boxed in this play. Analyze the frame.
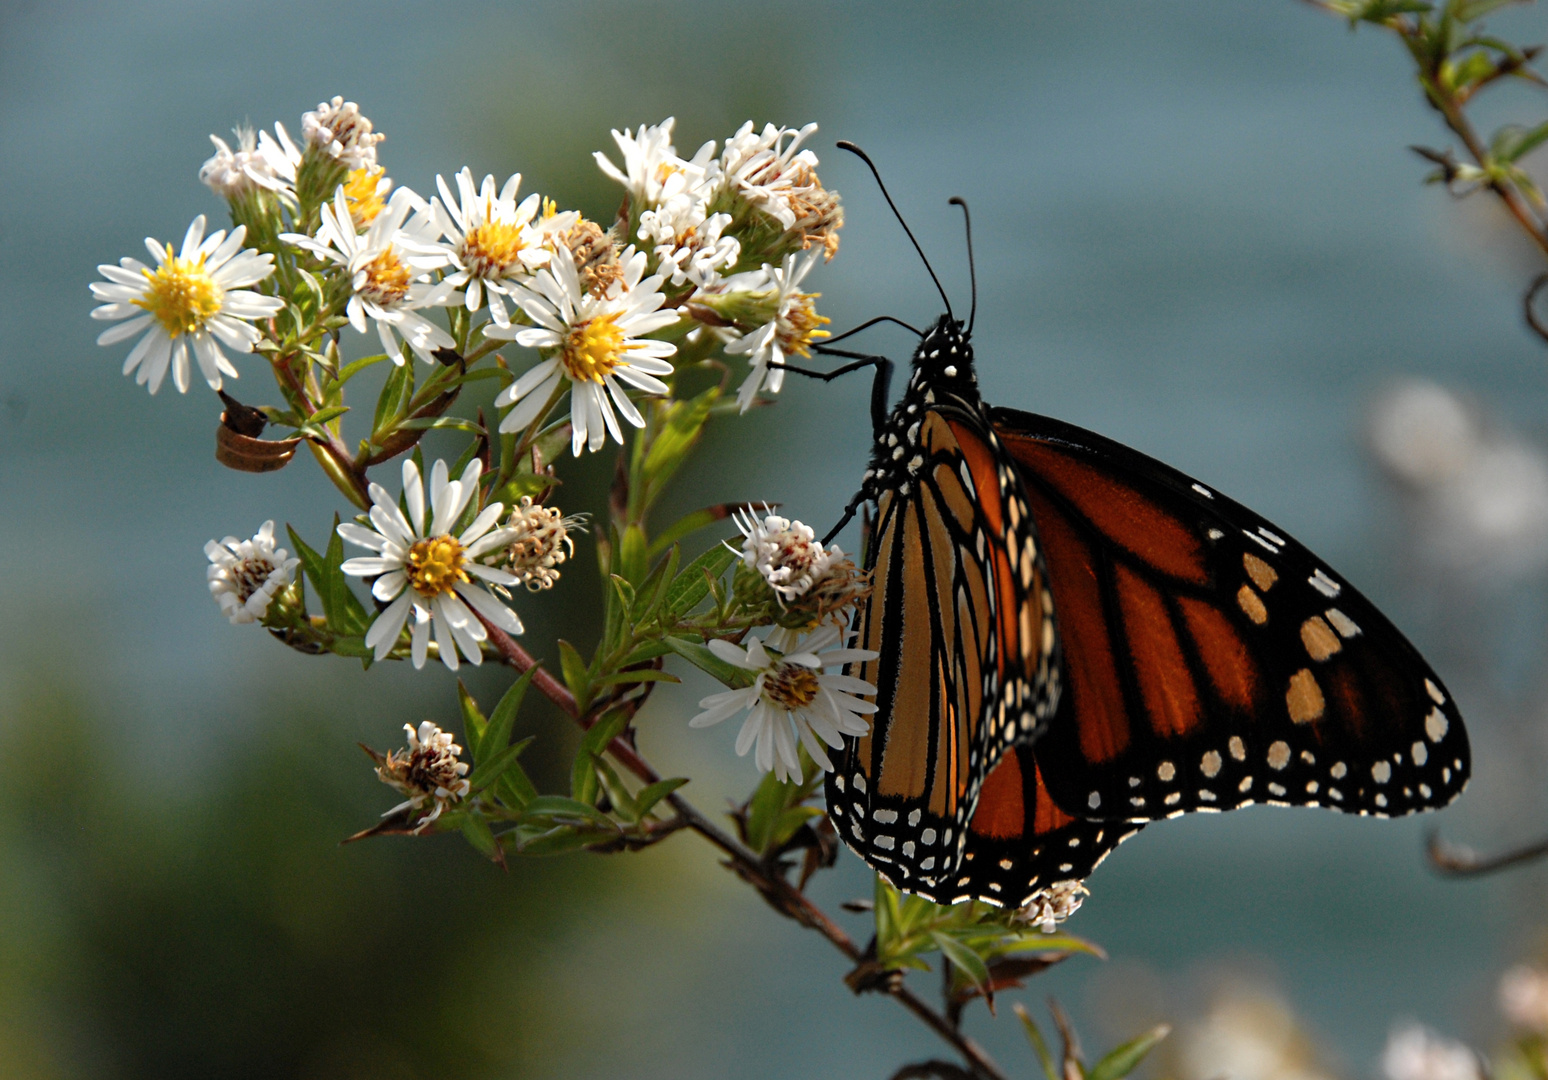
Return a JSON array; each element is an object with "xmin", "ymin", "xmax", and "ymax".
[{"xmin": 790, "ymin": 145, "xmax": 1470, "ymax": 909}]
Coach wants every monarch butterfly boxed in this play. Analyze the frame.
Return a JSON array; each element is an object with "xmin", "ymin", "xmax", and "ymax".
[{"xmin": 788, "ymin": 145, "xmax": 1470, "ymax": 908}]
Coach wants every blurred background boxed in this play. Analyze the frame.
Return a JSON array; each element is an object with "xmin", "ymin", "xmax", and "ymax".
[{"xmin": 3, "ymin": 1, "xmax": 1548, "ymax": 1076}]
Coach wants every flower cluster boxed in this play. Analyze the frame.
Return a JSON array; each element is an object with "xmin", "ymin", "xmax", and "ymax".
[
  {"xmin": 375, "ymin": 721, "xmax": 471, "ymax": 831},
  {"xmin": 205, "ymin": 521, "xmax": 300, "ymax": 625},
  {"xmin": 1011, "ymin": 880, "xmax": 1090, "ymax": 934}
]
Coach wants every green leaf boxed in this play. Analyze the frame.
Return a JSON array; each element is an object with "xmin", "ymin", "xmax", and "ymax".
[
  {"xmin": 618, "ymin": 523, "xmax": 649, "ymax": 585},
  {"xmin": 336, "ymin": 352, "xmax": 389, "ymax": 387},
  {"xmin": 635, "ymin": 777, "xmax": 688, "ymax": 818},
  {"xmin": 397, "ymin": 416, "xmax": 485, "ymax": 434},
  {"xmin": 1015, "ymin": 1003, "xmax": 1061, "ymax": 1080},
  {"xmin": 306, "ymin": 405, "xmax": 350, "ymax": 427},
  {"xmin": 557, "ymin": 640, "xmax": 592, "ymax": 712},
  {"xmin": 483, "ymin": 667, "xmax": 537, "ymax": 764},
  {"xmin": 592, "ymin": 669, "xmax": 681, "ymax": 688},
  {"xmin": 1495, "ymin": 119, "xmax": 1548, "ymax": 163},
  {"xmin": 457, "ymin": 680, "xmax": 488, "ymax": 762},
  {"xmin": 511, "ymin": 823, "xmax": 614, "ymax": 856},
  {"xmin": 641, "ymin": 386, "xmax": 719, "ymax": 491},
  {"xmin": 286, "ymin": 525, "xmax": 328, "ymax": 602},
  {"xmin": 663, "ymin": 545, "xmax": 738, "ymax": 616},
  {"xmin": 460, "ymin": 812, "xmax": 500, "ymax": 860},
  {"xmin": 930, "ymin": 931, "xmax": 991, "ymax": 994},
  {"xmin": 631, "ymin": 545, "xmax": 679, "ymax": 627},
  {"xmin": 663, "ymin": 637, "xmax": 755, "ymax": 688},
  {"xmin": 467, "ymin": 736, "xmax": 535, "ymax": 793},
  {"xmin": 571, "ymin": 710, "xmax": 631, "ymax": 806},
  {"xmin": 1088, "ymin": 1025, "xmax": 1172, "ymax": 1080},
  {"xmin": 648, "ymin": 505, "xmax": 736, "ymax": 558},
  {"xmin": 372, "ymin": 358, "xmax": 414, "ymax": 434},
  {"xmin": 323, "ymin": 513, "xmax": 368, "ymax": 635},
  {"xmin": 590, "ymin": 753, "xmax": 639, "ymax": 822},
  {"xmin": 1452, "ymin": 0, "xmax": 1522, "ymax": 22}
]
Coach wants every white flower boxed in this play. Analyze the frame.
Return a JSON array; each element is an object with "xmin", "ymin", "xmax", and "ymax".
[
  {"xmin": 416, "ymin": 168, "xmax": 550, "ymax": 327},
  {"xmin": 1501, "ymin": 965, "xmax": 1548, "ymax": 1031},
  {"xmin": 377, "ymin": 721, "xmax": 471, "ymax": 831},
  {"xmin": 689, "ymin": 625, "xmax": 877, "ymax": 783},
  {"xmin": 638, "ymin": 191, "xmax": 740, "ymax": 287},
  {"xmin": 484, "ymin": 496, "xmax": 586, "ymax": 592},
  {"xmin": 1382, "ymin": 1025, "xmax": 1482, "ymax": 1080},
  {"xmin": 283, "ymin": 186, "xmax": 459, "ymax": 365},
  {"xmin": 301, "ymin": 96, "xmax": 384, "ymax": 169},
  {"xmin": 199, "ymin": 123, "xmax": 299, "ymax": 199},
  {"xmin": 338, "ymin": 458, "xmax": 523, "ymax": 671},
  {"xmin": 724, "ymin": 252, "xmax": 829, "ymax": 412},
  {"xmin": 90, "ymin": 216, "xmax": 284, "ymax": 395},
  {"xmin": 734, "ymin": 505, "xmax": 841, "ymax": 601},
  {"xmin": 593, "ymin": 118, "xmax": 715, "ymax": 211},
  {"xmin": 487, "ymin": 245, "xmax": 678, "ymax": 455},
  {"xmin": 711, "ymin": 121, "xmax": 820, "ymax": 229},
  {"xmin": 1012, "ymin": 880, "xmax": 1089, "ymax": 934},
  {"xmin": 205, "ymin": 520, "xmax": 300, "ymax": 625}
]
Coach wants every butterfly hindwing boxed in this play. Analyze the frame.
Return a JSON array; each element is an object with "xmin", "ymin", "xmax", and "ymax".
[{"xmin": 990, "ymin": 407, "xmax": 1470, "ymax": 822}]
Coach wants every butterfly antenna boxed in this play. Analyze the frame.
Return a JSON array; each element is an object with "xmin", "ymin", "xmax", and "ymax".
[
  {"xmin": 836, "ymin": 140, "xmax": 953, "ymax": 320},
  {"xmin": 949, "ymin": 197, "xmax": 976, "ymax": 336}
]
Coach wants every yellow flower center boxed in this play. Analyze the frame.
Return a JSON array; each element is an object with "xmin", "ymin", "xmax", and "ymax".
[
  {"xmin": 134, "ymin": 246, "xmax": 224, "ymax": 338},
  {"xmin": 405, "ymin": 535, "xmax": 468, "ymax": 597},
  {"xmin": 779, "ymin": 293, "xmax": 831, "ymax": 360},
  {"xmin": 561, "ymin": 314, "xmax": 627, "ymax": 383},
  {"xmin": 344, "ymin": 166, "xmax": 387, "ymax": 226},
  {"xmin": 462, "ymin": 213, "xmax": 528, "ymax": 278},
  {"xmin": 763, "ymin": 663, "xmax": 821, "ymax": 711},
  {"xmin": 359, "ymin": 249, "xmax": 411, "ymax": 306}
]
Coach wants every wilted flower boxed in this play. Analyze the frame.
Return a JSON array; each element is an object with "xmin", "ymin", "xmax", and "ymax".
[
  {"xmin": 376, "ymin": 721, "xmax": 471, "ymax": 831},
  {"xmin": 487, "ymin": 244, "xmax": 678, "ymax": 455},
  {"xmin": 594, "ymin": 117, "xmax": 714, "ymax": 212},
  {"xmin": 555, "ymin": 218, "xmax": 625, "ymax": 297},
  {"xmin": 1012, "ymin": 880, "xmax": 1089, "ymax": 934},
  {"xmin": 282, "ymin": 186, "xmax": 458, "ymax": 365},
  {"xmin": 420, "ymin": 167, "xmax": 549, "ymax": 327},
  {"xmin": 486, "ymin": 496, "xmax": 586, "ymax": 591},
  {"xmin": 689, "ymin": 625, "xmax": 877, "ymax": 782},
  {"xmin": 301, "ymin": 95, "xmax": 384, "ymax": 170},
  {"xmin": 735, "ymin": 506, "xmax": 841, "ymax": 601},
  {"xmin": 199, "ymin": 123, "xmax": 299, "ymax": 200},
  {"xmin": 723, "ymin": 252, "xmax": 830, "ymax": 412},
  {"xmin": 337, "ymin": 458, "xmax": 523, "ymax": 671},
  {"xmin": 90, "ymin": 216, "xmax": 284, "ymax": 394},
  {"xmin": 205, "ymin": 520, "xmax": 300, "ymax": 625},
  {"xmin": 1381, "ymin": 1024, "xmax": 1482, "ymax": 1080},
  {"xmin": 1501, "ymin": 964, "xmax": 1548, "ymax": 1031}
]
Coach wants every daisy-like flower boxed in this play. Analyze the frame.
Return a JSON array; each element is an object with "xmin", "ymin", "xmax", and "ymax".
[
  {"xmin": 338, "ymin": 458, "xmax": 523, "ymax": 671},
  {"xmin": 594, "ymin": 118, "xmax": 715, "ymax": 212},
  {"xmin": 418, "ymin": 168, "xmax": 549, "ymax": 327},
  {"xmin": 301, "ymin": 96, "xmax": 384, "ymax": 170},
  {"xmin": 486, "ymin": 245, "xmax": 678, "ymax": 455},
  {"xmin": 90, "ymin": 216, "xmax": 284, "ymax": 395},
  {"xmin": 734, "ymin": 506, "xmax": 841, "ymax": 601},
  {"xmin": 711, "ymin": 121, "xmax": 843, "ymax": 260},
  {"xmin": 205, "ymin": 520, "xmax": 300, "ymax": 625},
  {"xmin": 376, "ymin": 721, "xmax": 471, "ymax": 832},
  {"xmin": 689, "ymin": 625, "xmax": 878, "ymax": 783},
  {"xmin": 199, "ymin": 123, "xmax": 299, "ymax": 199},
  {"xmin": 1012, "ymin": 880, "xmax": 1090, "ymax": 934},
  {"xmin": 638, "ymin": 191, "xmax": 740, "ymax": 287},
  {"xmin": 283, "ymin": 186, "xmax": 458, "ymax": 365},
  {"xmin": 485, "ymin": 496, "xmax": 586, "ymax": 592},
  {"xmin": 724, "ymin": 252, "xmax": 829, "ymax": 412}
]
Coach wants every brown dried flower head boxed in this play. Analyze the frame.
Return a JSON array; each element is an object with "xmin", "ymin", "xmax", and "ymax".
[
  {"xmin": 1011, "ymin": 879, "xmax": 1089, "ymax": 933},
  {"xmin": 377, "ymin": 721, "xmax": 471, "ymax": 832},
  {"xmin": 494, "ymin": 497, "xmax": 586, "ymax": 592},
  {"xmin": 561, "ymin": 218, "xmax": 625, "ymax": 297}
]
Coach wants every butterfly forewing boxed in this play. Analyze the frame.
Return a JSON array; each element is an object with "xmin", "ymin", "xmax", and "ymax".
[
  {"xmin": 826, "ymin": 363, "xmax": 1061, "ymax": 893},
  {"xmin": 991, "ymin": 408, "xmax": 1470, "ymax": 822}
]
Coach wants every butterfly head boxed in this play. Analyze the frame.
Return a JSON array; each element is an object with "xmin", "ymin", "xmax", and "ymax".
[{"xmin": 906, "ymin": 313, "xmax": 978, "ymax": 402}]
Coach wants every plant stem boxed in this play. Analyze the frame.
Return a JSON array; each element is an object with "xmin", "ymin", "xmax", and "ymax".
[{"xmin": 473, "ymin": 611, "xmax": 1007, "ymax": 1080}]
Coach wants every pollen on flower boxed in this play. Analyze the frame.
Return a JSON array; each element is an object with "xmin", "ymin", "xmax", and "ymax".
[
  {"xmin": 1012, "ymin": 879, "xmax": 1089, "ymax": 933},
  {"xmin": 135, "ymin": 249, "xmax": 224, "ymax": 337},
  {"xmin": 343, "ymin": 165, "xmax": 389, "ymax": 226},
  {"xmin": 562, "ymin": 315, "xmax": 627, "ymax": 383},
  {"xmin": 359, "ymin": 249, "xmax": 412, "ymax": 306},
  {"xmin": 462, "ymin": 216, "xmax": 530, "ymax": 279},
  {"xmin": 735, "ymin": 506, "xmax": 839, "ymax": 602},
  {"xmin": 406, "ymin": 535, "xmax": 468, "ymax": 597},
  {"xmin": 491, "ymin": 497, "xmax": 584, "ymax": 591},
  {"xmin": 762, "ymin": 661, "xmax": 822, "ymax": 710},
  {"xmin": 376, "ymin": 721, "xmax": 471, "ymax": 832},
  {"xmin": 777, "ymin": 291, "xmax": 830, "ymax": 359}
]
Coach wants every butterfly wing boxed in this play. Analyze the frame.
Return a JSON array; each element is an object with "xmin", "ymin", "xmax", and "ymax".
[
  {"xmin": 910, "ymin": 741, "xmax": 1143, "ymax": 907},
  {"xmin": 826, "ymin": 403, "xmax": 1061, "ymax": 892},
  {"xmin": 990, "ymin": 407, "xmax": 1469, "ymax": 821}
]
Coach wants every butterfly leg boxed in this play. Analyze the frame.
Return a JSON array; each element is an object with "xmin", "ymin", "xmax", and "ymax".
[{"xmin": 774, "ymin": 347, "xmax": 894, "ymax": 437}]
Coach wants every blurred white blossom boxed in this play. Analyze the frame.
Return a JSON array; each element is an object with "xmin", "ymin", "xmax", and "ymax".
[
  {"xmin": 302, "ymin": 95, "xmax": 384, "ymax": 169},
  {"xmin": 1500, "ymin": 964, "xmax": 1548, "ymax": 1032},
  {"xmin": 1381, "ymin": 1024, "xmax": 1482, "ymax": 1080}
]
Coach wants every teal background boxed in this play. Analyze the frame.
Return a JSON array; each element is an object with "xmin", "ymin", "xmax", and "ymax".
[{"xmin": 2, "ymin": 1, "xmax": 1547, "ymax": 1076}]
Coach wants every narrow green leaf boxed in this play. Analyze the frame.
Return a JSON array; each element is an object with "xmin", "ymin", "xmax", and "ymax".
[
  {"xmin": 323, "ymin": 513, "xmax": 367, "ymax": 634},
  {"xmin": 1452, "ymin": 0, "xmax": 1523, "ymax": 22},
  {"xmin": 1497, "ymin": 119, "xmax": 1548, "ymax": 163},
  {"xmin": 648, "ymin": 506, "xmax": 736, "ymax": 558},
  {"xmin": 931, "ymin": 931, "xmax": 991, "ymax": 994},
  {"xmin": 590, "ymin": 753, "xmax": 639, "ymax": 822},
  {"xmin": 329, "ymin": 635, "xmax": 373, "ymax": 659},
  {"xmin": 557, "ymin": 640, "xmax": 591, "ymax": 712},
  {"xmin": 306, "ymin": 405, "xmax": 350, "ymax": 427},
  {"xmin": 592, "ymin": 669, "xmax": 680, "ymax": 688},
  {"xmin": 522, "ymin": 795, "xmax": 614, "ymax": 822},
  {"xmin": 663, "ymin": 545, "xmax": 738, "ymax": 615},
  {"xmin": 571, "ymin": 711, "xmax": 630, "ymax": 805},
  {"xmin": 467, "ymin": 736, "xmax": 535, "ymax": 793},
  {"xmin": 618, "ymin": 524, "xmax": 649, "ymax": 585},
  {"xmin": 512, "ymin": 823, "xmax": 615, "ymax": 856},
  {"xmin": 336, "ymin": 352, "xmax": 389, "ymax": 387},
  {"xmin": 635, "ymin": 777, "xmax": 688, "ymax": 818},
  {"xmin": 744, "ymin": 769, "xmax": 798, "ymax": 854},
  {"xmin": 286, "ymin": 525, "xmax": 328, "ymax": 604},
  {"xmin": 457, "ymin": 680, "xmax": 489, "ymax": 762},
  {"xmin": 663, "ymin": 637, "xmax": 754, "ymax": 688},
  {"xmin": 372, "ymin": 358, "xmax": 414, "ymax": 434},
  {"xmin": 1088, "ymin": 1025, "xmax": 1172, "ymax": 1080},
  {"xmin": 460, "ymin": 812, "xmax": 500, "ymax": 860},
  {"xmin": 1015, "ymin": 1003, "xmax": 1062, "ymax": 1080},
  {"xmin": 482, "ymin": 667, "xmax": 537, "ymax": 763},
  {"xmin": 642, "ymin": 386, "xmax": 718, "ymax": 490},
  {"xmin": 632, "ymin": 544, "xmax": 680, "ymax": 625},
  {"xmin": 495, "ymin": 760, "xmax": 539, "ymax": 811},
  {"xmin": 398, "ymin": 415, "xmax": 485, "ymax": 434},
  {"xmin": 993, "ymin": 933, "xmax": 1107, "ymax": 961}
]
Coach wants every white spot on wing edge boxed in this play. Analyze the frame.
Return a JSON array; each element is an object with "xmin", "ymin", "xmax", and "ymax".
[
  {"xmin": 1193, "ymin": 483, "xmax": 1214, "ymax": 498},
  {"xmin": 1310, "ymin": 569, "xmax": 1341, "ymax": 598}
]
